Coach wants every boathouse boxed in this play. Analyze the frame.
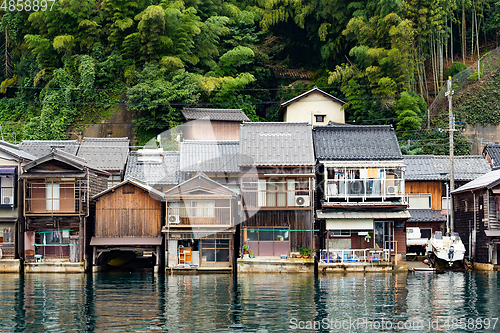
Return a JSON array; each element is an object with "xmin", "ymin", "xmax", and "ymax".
[
  {"xmin": 239, "ymin": 122, "xmax": 315, "ymax": 257},
  {"xmin": 312, "ymin": 124, "xmax": 410, "ymax": 262},
  {"xmin": 90, "ymin": 179, "xmax": 165, "ymax": 271}
]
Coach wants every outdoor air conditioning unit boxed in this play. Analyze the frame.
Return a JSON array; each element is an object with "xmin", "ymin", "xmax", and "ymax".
[
  {"xmin": 168, "ymin": 214, "xmax": 180, "ymax": 224},
  {"xmin": 295, "ymin": 195, "xmax": 310, "ymax": 207},
  {"xmin": 386, "ymin": 186, "xmax": 399, "ymax": 196},
  {"xmin": 2, "ymin": 196, "xmax": 13, "ymax": 205}
]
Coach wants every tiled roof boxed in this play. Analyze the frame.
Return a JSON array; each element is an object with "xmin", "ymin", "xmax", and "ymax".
[
  {"xmin": 92, "ymin": 178, "xmax": 164, "ymax": 200},
  {"xmin": 124, "ymin": 151, "xmax": 180, "ymax": 186},
  {"xmin": 408, "ymin": 210, "xmax": 447, "ymax": 222},
  {"xmin": 19, "ymin": 140, "xmax": 80, "ymax": 158},
  {"xmin": 483, "ymin": 144, "xmax": 500, "ymax": 167},
  {"xmin": 181, "ymin": 108, "xmax": 250, "ymax": 122},
  {"xmin": 313, "ymin": 125, "xmax": 402, "ymax": 161},
  {"xmin": 23, "ymin": 149, "xmax": 106, "ymax": 175},
  {"xmin": 179, "ymin": 140, "xmax": 239, "ymax": 173},
  {"xmin": 76, "ymin": 137, "xmax": 129, "ymax": 172},
  {"xmin": 280, "ymin": 86, "xmax": 345, "ymax": 109},
  {"xmin": 239, "ymin": 122, "xmax": 315, "ymax": 166},
  {"xmin": 404, "ymin": 155, "xmax": 491, "ymax": 181},
  {"xmin": 451, "ymin": 168, "xmax": 500, "ymax": 194},
  {"xmin": 0, "ymin": 140, "xmax": 37, "ymax": 161}
]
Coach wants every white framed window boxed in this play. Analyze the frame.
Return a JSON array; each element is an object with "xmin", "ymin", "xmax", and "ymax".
[
  {"xmin": 46, "ymin": 183, "xmax": 60, "ymax": 211},
  {"xmin": 441, "ymin": 197, "xmax": 450, "ymax": 210},
  {"xmin": 0, "ymin": 175, "xmax": 14, "ymax": 205},
  {"xmin": 407, "ymin": 194, "xmax": 432, "ymax": 209}
]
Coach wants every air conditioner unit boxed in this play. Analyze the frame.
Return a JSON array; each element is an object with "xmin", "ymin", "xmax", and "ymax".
[
  {"xmin": 168, "ymin": 214, "xmax": 180, "ymax": 224},
  {"xmin": 295, "ymin": 195, "xmax": 310, "ymax": 207},
  {"xmin": 2, "ymin": 196, "xmax": 13, "ymax": 205},
  {"xmin": 386, "ymin": 186, "xmax": 399, "ymax": 196}
]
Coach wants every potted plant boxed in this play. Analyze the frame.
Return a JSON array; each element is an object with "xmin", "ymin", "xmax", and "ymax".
[
  {"xmin": 249, "ymin": 249, "xmax": 254, "ymax": 258},
  {"xmin": 243, "ymin": 244, "xmax": 249, "ymax": 254}
]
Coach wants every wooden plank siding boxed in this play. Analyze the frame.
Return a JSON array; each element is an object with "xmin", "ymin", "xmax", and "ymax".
[
  {"xmin": 405, "ymin": 181, "xmax": 443, "ymax": 210},
  {"xmin": 181, "ymin": 120, "xmax": 241, "ymax": 140},
  {"xmin": 95, "ymin": 185, "xmax": 162, "ymax": 238}
]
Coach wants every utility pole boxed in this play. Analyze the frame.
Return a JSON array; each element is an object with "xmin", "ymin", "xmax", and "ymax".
[{"xmin": 446, "ymin": 77, "xmax": 455, "ymax": 232}]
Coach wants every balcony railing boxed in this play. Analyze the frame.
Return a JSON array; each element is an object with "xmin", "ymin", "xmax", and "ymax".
[
  {"xmin": 320, "ymin": 248, "xmax": 391, "ymax": 263},
  {"xmin": 167, "ymin": 207, "xmax": 233, "ymax": 227},
  {"xmin": 241, "ymin": 190, "xmax": 312, "ymax": 208},
  {"xmin": 324, "ymin": 179, "xmax": 404, "ymax": 201}
]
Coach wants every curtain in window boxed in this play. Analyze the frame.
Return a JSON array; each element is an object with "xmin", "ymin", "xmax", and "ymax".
[
  {"xmin": 276, "ymin": 180, "xmax": 286, "ymax": 207},
  {"xmin": 287, "ymin": 179, "xmax": 295, "ymax": 207},
  {"xmin": 258, "ymin": 179, "xmax": 266, "ymax": 206}
]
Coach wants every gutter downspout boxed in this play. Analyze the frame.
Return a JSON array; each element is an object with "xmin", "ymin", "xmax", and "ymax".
[{"xmin": 473, "ymin": 190, "xmax": 476, "ymax": 261}]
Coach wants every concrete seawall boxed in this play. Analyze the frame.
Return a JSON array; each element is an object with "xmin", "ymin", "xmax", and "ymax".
[
  {"xmin": 0, "ymin": 259, "xmax": 22, "ymax": 273},
  {"xmin": 25, "ymin": 262, "xmax": 85, "ymax": 273}
]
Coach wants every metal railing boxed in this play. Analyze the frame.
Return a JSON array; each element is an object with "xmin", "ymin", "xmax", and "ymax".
[
  {"xmin": 167, "ymin": 207, "xmax": 233, "ymax": 226},
  {"xmin": 320, "ymin": 248, "xmax": 391, "ymax": 263},
  {"xmin": 324, "ymin": 179, "xmax": 404, "ymax": 201},
  {"xmin": 240, "ymin": 190, "xmax": 312, "ymax": 208}
]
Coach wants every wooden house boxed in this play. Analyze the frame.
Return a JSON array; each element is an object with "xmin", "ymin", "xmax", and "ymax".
[
  {"xmin": 20, "ymin": 149, "xmax": 109, "ymax": 267},
  {"xmin": 312, "ymin": 125, "xmax": 410, "ymax": 261},
  {"xmin": 279, "ymin": 86, "xmax": 345, "ymax": 126},
  {"xmin": 18, "ymin": 140, "xmax": 80, "ymax": 158},
  {"xmin": 451, "ymin": 169, "xmax": 500, "ymax": 267},
  {"xmin": 76, "ymin": 137, "xmax": 130, "ymax": 188},
  {"xmin": 180, "ymin": 108, "xmax": 249, "ymax": 141},
  {"xmin": 239, "ymin": 122, "xmax": 315, "ymax": 257},
  {"xmin": 124, "ymin": 149, "xmax": 181, "ymax": 193},
  {"xmin": 404, "ymin": 155, "xmax": 490, "ymax": 240},
  {"xmin": 90, "ymin": 179, "xmax": 164, "ymax": 271},
  {"xmin": 0, "ymin": 141, "xmax": 36, "ymax": 261},
  {"xmin": 483, "ymin": 144, "xmax": 500, "ymax": 168},
  {"xmin": 163, "ymin": 173, "xmax": 239, "ymax": 268}
]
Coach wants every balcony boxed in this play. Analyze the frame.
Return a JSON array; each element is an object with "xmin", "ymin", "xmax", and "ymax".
[
  {"xmin": 167, "ymin": 206, "xmax": 233, "ymax": 228},
  {"xmin": 324, "ymin": 178, "xmax": 404, "ymax": 202},
  {"xmin": 241, "ymin": 178, "xmax": 313, "ymax": 209},
  {"xmin": 25, "ymin": 182, "xmax": 82, "ymax": 216}
]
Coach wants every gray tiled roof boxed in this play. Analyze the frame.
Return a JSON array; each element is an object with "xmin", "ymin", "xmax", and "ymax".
[
  {"xmin": 0, "ymin": 140, "xmax": 37, "ymax": 161},
  {"xmin": 404, "ymin": 155, "xmax": 491, "ymax": 181},
  {"xmin": 180, "ymin": 140, "xmax": 239, "ymax": 173},
  {"xmin": 239, "ymin": 122, "xmax": 315, "ymax": 166},
  {"xmin": 19, "ymin": 140, "xmax": 80, "ymax": 158},
  {"xmin": 451, "ymin": 168, "xmax": 500, "ymax": 194},
  {"xmin": 408, "ymin": 209, "xmax": 447, "ymax": 222},
  {"xmin": 182, "ymin": 108, "xmax": 250, "ymax": 122},
  {"xmin": 313, "ymin": 125, "xmax": 402, "ymax": 161},
  {"xmin": 76, "ymin": 137, "xmax": 129, "ymax": 172},
  {"xmin": 124, "ymin": 151, "xmax": 180, "ymax": 186},
  {"xmin": 483, "ymin": 144, "xmax": 500, "ymax": 167}
]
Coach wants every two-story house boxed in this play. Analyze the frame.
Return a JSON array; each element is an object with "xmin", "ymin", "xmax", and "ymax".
[
  {"xmin": 21, "ymin": 149, "xmax": 109, "ymax": 270},
  {"xmin": 279, "ymin": 86, "xmax": 345, "ymax": 126},
  {"xmin": 313, "ymin": 125, "xmax": 410, "ymax": 261},
  {"xmin": 239, "ymin": 123, "xmax": 315, "ymax": 257},
  {"xmin": 0, "ymin": 141, "xmax": 36, "ymax": 262},
  {"xmin": 451, "ymin": 169, "xmax": 500, "ymax": 269},
  {"xmin": 404, "ymin": 155, "xmax": 490, "ymax": 240}
]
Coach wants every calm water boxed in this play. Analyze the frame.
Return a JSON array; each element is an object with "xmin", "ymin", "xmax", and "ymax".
[{"xmin": 0, "ymin": 271, "xmax": 499, "ymax": 332}]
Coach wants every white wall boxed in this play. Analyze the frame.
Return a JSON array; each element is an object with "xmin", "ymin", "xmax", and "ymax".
[{"xmin": 284, "ymin": 91, "xmax": 344, "ymax": 125}]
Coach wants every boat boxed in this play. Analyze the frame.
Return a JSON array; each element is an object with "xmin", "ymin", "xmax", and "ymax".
[
  {"xmin": 107, "ymin": 251, "xmax": 136, "ymax": 267},
  {"xmin": 429, "ymin": 231, "xmax": 466, "ymax": 269}
]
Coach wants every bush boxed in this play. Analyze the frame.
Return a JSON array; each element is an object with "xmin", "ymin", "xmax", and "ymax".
[{"xmin": 444, "ymin": 62, "xmax": 468, "ymax": 79}]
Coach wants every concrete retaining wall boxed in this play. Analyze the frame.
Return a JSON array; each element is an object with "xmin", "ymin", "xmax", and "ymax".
[
  {"xmin": 238, "ymin": 259, "xmax": 314, "ymax": 273},
  {"xmin": 0, "ymin": 259, "xmax": 21, "ymax": 273},
  {"xmin": 25, "ymin": 262, "xmax": 85, "ymax": 273},
  {"xmin": 474, "ymin": 262, "xmax": 494, "ymax": 271}
]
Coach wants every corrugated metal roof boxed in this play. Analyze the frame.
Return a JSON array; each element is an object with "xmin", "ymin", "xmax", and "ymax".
[
  {"xmin": 19, "ymin": 140, "xmax": 80, "ymax": 158},
  {"xmin": 313, "ymin": 125, "xmax": 402, "ymax": 161},
  {"xmin": 404, "ymin": 155, "xmax": 491, "ymax": 181},
  {"xmin": 407, "ymin": 209, "xmax": 447, "ymax": 222},
  {"xmin": 239, "ymin": 122, "xmax": 315, "ymax": 166},
  {"xmin": 451, "ymin": 168, "xmax": 500, "ymax": 194},
  {"xmin": 317, "ymin": 210, "xmax": 411, "ymax": 219},
  {"xmin": 182, "ymin": 108, "xmax": 250, "ymax": 122},
  {"xmin": 76, "ymin": 137, "xmax": 129, "ymax": 172},
  {"xmin": 124, "ymin": 151, "xmax": 180, "ymax": 186},
  {"xmin": 179, "ymin": 140, "xmax": 239, "ymax": 173}
]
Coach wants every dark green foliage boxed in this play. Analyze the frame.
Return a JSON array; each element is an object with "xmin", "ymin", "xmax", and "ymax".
[{"xmin": 444, "ymin": 62, "xmax": 468, "ymax": 79}]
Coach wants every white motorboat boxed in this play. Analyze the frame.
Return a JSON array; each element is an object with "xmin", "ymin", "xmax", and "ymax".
[{"xmin": 429, "ymin": 231, "xmax": 466, "ymax": 268}]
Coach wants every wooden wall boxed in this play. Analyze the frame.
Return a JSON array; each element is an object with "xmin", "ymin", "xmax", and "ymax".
[
  {"xmin": 95, "ymin": 184, "xmax": 162, "ymax": 237},
  {"xmin": 242, "ymin": 210, "xmax": 312, "ymax": 251},
  {"xmin": 406, "ymin": 180, "xmax": 443, "ymax": 210}
]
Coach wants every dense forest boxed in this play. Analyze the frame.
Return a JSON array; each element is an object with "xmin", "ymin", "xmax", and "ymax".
[{"xmin": 1, "ymin": 0, "xmax": 500, "ymax": 149}]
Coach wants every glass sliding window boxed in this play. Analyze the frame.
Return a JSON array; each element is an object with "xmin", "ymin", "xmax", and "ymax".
[
  {"xmin": 276, "ymin": 180, "xmax": 286, "ymax": 207},
  {"xmin": 266, "ymin": 179, "xmax": 277, "ymax": 207},
  {"xmin": 46, "ymin": 183, "xmax": 60, "ymax": 211},
  {"xmin": 408, "ymin": 194, "xmax": 431, "ymax": 209}
]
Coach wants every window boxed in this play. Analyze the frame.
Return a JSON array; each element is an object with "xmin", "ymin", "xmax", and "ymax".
[
  {"xmin": 123, "ymin": 184, "xmax": 135, "ymax": 194},
  {"xmin": 244, "ymin": 227, "xmax": 289, "ymax": 242},
  {"xmin": 462, "ymin": 200, "xmax": 468, "ymax": 212},
  {"xmin": 407, "ymin": 194, "xmax": 431, "ymax": 209},
  {"xmin": 0, "ymin": 175, "xmax": 14, "ymax": 206},
  {"xmin": 108, "ymin": 175, "xmax": 121, "ymax": 188},
  {"xmin": 254, "ymin": 178, "xmax": 310, "ymax": 207},
  {"xmin": 441, "ymin": 197, "xmax": 450, "ymax": 210},
  {"xmin": 46, "ymin": 183, "xmax": 60, "ymax": 211},
  {"xmin": 330, "ymin": 230, "xmax": 351, "ymax": 237},
  {"xmin": 315, "ymin": 115, "xmax": 326, "ymax": 122},
  {"xmin": 201, "ymin": 239, "xmax": 229, "ymax": 262}
]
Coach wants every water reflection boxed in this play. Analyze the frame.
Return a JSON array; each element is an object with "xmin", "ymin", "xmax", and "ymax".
[{"xmin": 0, "ymin": 271, "xmax": 498, "ymax": 332}]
